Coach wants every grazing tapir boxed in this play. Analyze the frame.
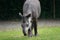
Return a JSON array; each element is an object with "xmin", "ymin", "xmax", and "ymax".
[{"xmin": 19, "ymin": 0, "xmax": 41, "ymax": 37}]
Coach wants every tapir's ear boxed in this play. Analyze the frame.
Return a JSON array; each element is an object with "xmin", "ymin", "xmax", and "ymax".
[{"xmin": 19, "ymin": 12, "xmax": 23, "ymax": 17}]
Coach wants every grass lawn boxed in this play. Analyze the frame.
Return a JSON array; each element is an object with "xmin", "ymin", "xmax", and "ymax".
[{"xmin": 0, "ymin": 27, "xmax": 60, "ymax": 40}]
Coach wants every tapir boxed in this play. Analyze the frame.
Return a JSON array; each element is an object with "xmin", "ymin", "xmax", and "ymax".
[{"xmin": 19, "ymin": 0, "xmax": 41, "ymax": 37}]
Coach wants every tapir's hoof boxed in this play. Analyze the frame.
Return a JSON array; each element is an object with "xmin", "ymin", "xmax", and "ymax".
[
  {"xmin": 28, "ymin": 35, "xmax": 32, "ymax": 37},
  {"xmin": 35, "ymin": 34, "xmax": 37, "ymax": 36},
  {"xmin": 34, "ymin": 34, "xmax": 38, "ymax": 36},
  {"xmin": 28, "ymin": 34, "xmax": 33, "ymax": 37}
]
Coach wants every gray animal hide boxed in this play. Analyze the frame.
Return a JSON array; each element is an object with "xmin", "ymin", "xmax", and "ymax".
[{"xmin": 23, "ymin": 0, "xmax": 41, "ymax": 18}]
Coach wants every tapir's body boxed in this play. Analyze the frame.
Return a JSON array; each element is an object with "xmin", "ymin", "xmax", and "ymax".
[
  {"xmin": 23, "ymin": 0, "xmax": 41, "ymax": 18},
  {"xmin": 20, "ymin": 0, "xmax": 41, "ymax": 37}
]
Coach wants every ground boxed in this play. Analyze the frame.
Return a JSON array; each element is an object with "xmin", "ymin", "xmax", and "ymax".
[
  {"xmin": 0, "ymin": 20, "xmax": 60, "ymax": 40},
  {"xmin": 0, "ymin": 27, "xmax": 60, "ymax": 40}
]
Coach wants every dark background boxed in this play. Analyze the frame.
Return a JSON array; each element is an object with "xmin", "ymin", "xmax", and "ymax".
[{"xmin": 0, "ymin": 0, "xmax": 60, "ymax": 20}]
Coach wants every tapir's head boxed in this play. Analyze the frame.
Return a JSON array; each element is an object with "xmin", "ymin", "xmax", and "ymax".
[{"xmin": 19, "ymin": 13, "xmax": 32, "ymax": 33}]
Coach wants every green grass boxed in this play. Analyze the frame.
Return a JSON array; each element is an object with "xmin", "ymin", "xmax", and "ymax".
[{"xmin": 0, "ymin": 27, "xmax": 60, "ymax": 40}]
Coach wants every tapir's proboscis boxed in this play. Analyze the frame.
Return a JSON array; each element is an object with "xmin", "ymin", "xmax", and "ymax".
[{"xmin": 19, "ymin": 0, "xmax": 41, "ymax": 37}]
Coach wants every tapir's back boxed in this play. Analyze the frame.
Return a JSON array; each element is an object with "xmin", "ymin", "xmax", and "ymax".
[{"xmin": 23, "ymin": 0, "xmax": 41, "ymax": 18}]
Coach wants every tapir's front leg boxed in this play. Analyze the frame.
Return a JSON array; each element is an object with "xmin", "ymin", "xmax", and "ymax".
[
  {"xmin": 34, "ymin": 21, "xmax": 37, "ymax": 36},
  {"xmin": 28, "ymin": 28, "xmax": 32, "ymax": 37},
  {"xmin": 33, "ymin": 18, "xmax": 37, "ymax": 36}
]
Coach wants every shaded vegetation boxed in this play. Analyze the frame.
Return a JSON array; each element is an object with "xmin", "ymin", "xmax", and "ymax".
[{"xmin": 0, "ymin": 0, "xmax": 60, "ymax": 20}]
